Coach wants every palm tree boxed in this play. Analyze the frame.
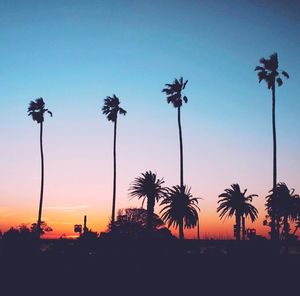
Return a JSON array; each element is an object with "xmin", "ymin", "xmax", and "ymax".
[
  {"xmin": 102, "ymin": 94, "xmax": 127, "ymax": 230},
  {"xmin": 160, "ymin": 185, "xmax": 199, "ymax": 240},
  {"xmin": 162, "ymin": 77, "xmax": 188, "ymax": 190},
  {"xmin": 129, "ymin": 171, "xmax": 167, "ymax": 235},
  {"xmin": 27, "ymin": 98, "xmax": 52, "ymax": 236},
  {"xmin": 266, "ymin": 183, "xmax": 299, "ymax": 240},
  {"xmin": 217, "ymin": 184, "xmax": 258, "ymax": 241},
  {"xmin": 255, "ymin": 53, "xmax": 289, "ymax": 240}
]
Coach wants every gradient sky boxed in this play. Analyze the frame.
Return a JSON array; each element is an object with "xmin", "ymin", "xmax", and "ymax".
[{"xmin": 1, "ymin": 0, "xmax": 300, "ymax": 239}]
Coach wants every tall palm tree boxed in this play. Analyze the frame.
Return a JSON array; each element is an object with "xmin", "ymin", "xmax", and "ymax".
[
  {"xmin": 266, "ymin": 183, "xmax": 299, "ymax": 240},
  {"xmin": 102, "ymin": 94, "xmax": 127, "ymax": 230},
  {"xmin": 217, "ymin": 184, "xmax": 258, "ymax": 241},
  {"xmin": 27, "ymin": 98, "xmax": 52, "ymax": 236},
  {"xmin": 160, "ymin": 185, "xmax": 199, "ymax": 240},
  {"xmin": 162, "ymin": 77, "xmax": 188, "ymax": 190},
  {"xmin": 129, "ymin": 171, "xmax": 167, "ymax": 235},
  {"xmin": 255, "ymin": 53, "xmax": 289, "ymax": 240}
]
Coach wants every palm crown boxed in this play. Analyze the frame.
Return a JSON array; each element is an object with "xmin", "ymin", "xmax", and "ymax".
[
  {"xmin": 217, "ymin": 184, "xmax": 258, "ymax": 222},
  {"xmin": 129, "ymin": 171, "xmax": 167, "ymax": 206},
  {"xmin": 162, "ymin": 77, "xmax": 188, "ymax": 108},
  {"xmin": 102, "ymin": 94, "xmax": 127, "ymax": 122},
  {"xmin": 255, "ymin": 52, "xmax": 289, "ymax": 89},
  {"xmin": 27, "ymin": 98, "xmax": 52, "ymax": 123},
  {"xmin": 160, "ymin": 185, "xmax": 199, "ymax": 229},
  {"xmin": 266, "ymin": 182, "xmax": 299, "ymax": 221}
]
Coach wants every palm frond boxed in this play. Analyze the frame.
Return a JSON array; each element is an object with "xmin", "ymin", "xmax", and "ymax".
[
  {"xmin": 217, "ymin": 183, "xmax": 258, "ymax": 223},
  {"xmin": 276, "ymin": 77, "xmax": 283, "ymax": 87},
  {"xmin": 162, "ymin": 77, "xmax": 188, "ymax": 108},
  {"xmin": 160, "ymin": 185, "xmax": 200, "ymax": 230},
  {"xmin": 255, "ymin": 66, "xmax": 264, "ymax": 71},
  {"xmin": 102, "ymin": 94, "xmax": 126, "ymax": 122},
  {"xmin": 281, "ymin": 71, "xmax": 289, "ymax": 79},
  {"xmin": 27, "ymin": 97, "xmax": 52, "ymax": 123}
]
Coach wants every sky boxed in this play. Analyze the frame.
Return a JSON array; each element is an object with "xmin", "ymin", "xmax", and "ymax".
[{"xmin": 0, "ymin": 0, "xmax": 300, "ymax": 239}]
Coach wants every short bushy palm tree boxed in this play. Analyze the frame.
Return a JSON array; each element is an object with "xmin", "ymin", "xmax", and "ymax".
[
  {"xmin": 255, "ymin": 53, "xmax": 289, "ymax": 240},
  {"xmin": 160, "ymin": 185, "xmax": 199, "ymax": 240},
  {"xmin": 102, "ymin": 94, "xmax": 127, "ymax": 230},
  {"xmin": 162, "ymin": 77, "xmax": 188, "ymax": 189},
  {"xmin": 129, "ymin": 171, "xmax": 167, "ymax": 234},
  {"xmin": 27, "ymin": 98, "xmax": 52, "ymax": 236},
  {"xmin": 217, "ymin": 184, "xmax": 258, "ymax": 241},
  {"xmin": 266, "ymin": 183, "xmax": 299, "ymax": 240}
]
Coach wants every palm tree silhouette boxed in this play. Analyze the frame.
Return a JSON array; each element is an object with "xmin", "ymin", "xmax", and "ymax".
[
  {"xmin": 160, "ymin": 185, "xmax": 199, "ymax": 240},
  {"xmin": 27, "ymin": 98, "xmax": 52, "ymax": 236},
  {"xmin": 255, "ymin": 53, "xmax": 289, "ymax": 240},
  {"xmin": 217, "ymin": 184, "xmax": 258, "ymax": 241},
  {"xmin": 162, "ymin": 77, "xmax": 188, "ymax": 190},
  {"xmin": 129, "ymin": 171, "xmax": 167, "ymax": 235},
  {"xmin": 102, "ymin": 94, "xmax": 127, "ymax": 230},
  {"xmin": 266, "ymin": 183, "xmax": 299, "ymax": 240}
]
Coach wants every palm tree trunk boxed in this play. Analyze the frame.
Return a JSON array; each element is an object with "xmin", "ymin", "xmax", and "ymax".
[
  {"xmin": 271, "ymin": 84, "xmax": 278, "ymax": 240},
  {"xmin": 146, "ymin": 196, "xmax": 155, "ymax": 236},
  {"xmin": 179, "ymin": 218, "xmax": 184, "ymax": 240},
  {"xmin": 235, "ymin": 214, "xmax": 241, "ymax": 241},
  {"xmin": 197, "ymin": 215, "xmax": 200, "ymax": 240},
  {"xmin": 111, "ymin": 118, "xmax": 117, "ymax": 232},
  {"xmin": 177, "ymin": 107, "xmax": 184, "ymax": 190},
  {"xmin": 283, "ymin": 215, "xmax": 289, "ymax": 240},
  {"xmin": 37, "ymin": 122, "xmax": 44, "ymax": 237},
  {"xmin": 177, "ymin": 106, "xmax": 184, "ymax": 240},
  {"xmin": 242, "ymin": 215, "xmax": 246, "ymax": 240}
]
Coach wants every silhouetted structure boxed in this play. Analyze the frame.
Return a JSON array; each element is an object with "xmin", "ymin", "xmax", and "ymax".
[
  {"xmin": 83, "ymin": 215, "xmax": 88, "ymax": 234},
  {"xmin": 160, "ymin": 185, "xmax": 199, "ymax": 240},
  {"xmin": 217, "ymin": 184, "xmax": 258, "ymax": 241},
  {"xmin": 255, "ymin": 53, "xmax": 289, "ymax": 240},
  {"xmin": 27, "ymin": 98, "xmax": 52, "ymax": 236},
  {"xmin": 129, "ymin": 171, "xmax": 167, "ymax": 235},
  {"xmin": 102, "ymin": 95, "xmax": 127, "ymax": 230}
]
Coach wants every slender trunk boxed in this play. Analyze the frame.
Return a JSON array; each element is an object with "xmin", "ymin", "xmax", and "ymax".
[
  {"xmin": 283, "ymin": 215, "xmax": 289, "ymax": 240},
  {"xmin": 197, "ymin": 215, "xmax": 200, "ymax": 240},
  {"xmin": 235, "ymin": 213, "xmax": 241, "ymax": 241},
  {"xmin": 179, "ymin": 217, "xmax": 184, "ymax": 240},
  {"xmin": 111, "ymin": 118, "xmax": 117, "ymax": 231},
  {"xmin": 242, "ymin": 215, "xmax": 246, "ymax": 241},
  {"xmin": 276, "ymin": 218, "xmax": 281, "ymax": 240},
  {"xmin": 177, "ymin": 107, "xmax": 184, "ymax": 189},
  {"xmin": 37, "ymin": 122, "xmax": 44, "ymax": 237},
  {"xmin": 177, "ymin": 107, "xmax": 184, "ymax": 240},
  {"xmin": 271, "ymin": 84, "xmax": 278, "ymax": 241},
  {"xmin": 146, "ymin": 196, "xmax": 155, "ymax": 236}
]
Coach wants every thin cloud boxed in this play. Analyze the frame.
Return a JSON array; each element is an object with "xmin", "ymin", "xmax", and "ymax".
[{"xmin": 44, "ymin": 205, "xmax": 90, "ymax": 212}]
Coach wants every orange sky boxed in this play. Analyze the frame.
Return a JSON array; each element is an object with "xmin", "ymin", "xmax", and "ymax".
[{"xmin": 0, "ymin": 193, "xmax": 270, "ymax": 239}]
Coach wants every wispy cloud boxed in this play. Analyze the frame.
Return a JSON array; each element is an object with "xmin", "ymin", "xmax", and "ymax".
[
  {"xmin": 44, "ymin": 205, "xmax": 90, "ymax": 212},
  {"xmin": 0, "ymin": 207, "xmax": 18, "ymax": 217}
]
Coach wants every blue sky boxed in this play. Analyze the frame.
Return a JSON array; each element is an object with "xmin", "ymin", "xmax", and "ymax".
[{"xmin": 0, "ymin": 0, "xmax": 300, "ymax": 237}]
